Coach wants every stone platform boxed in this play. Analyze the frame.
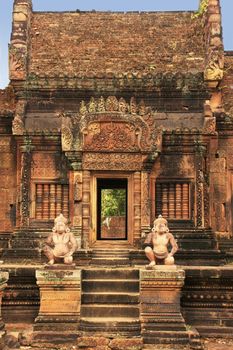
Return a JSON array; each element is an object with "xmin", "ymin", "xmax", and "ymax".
[{"xmin": 1, "ymin": 264, "xmax": 233, "ymax": 349}]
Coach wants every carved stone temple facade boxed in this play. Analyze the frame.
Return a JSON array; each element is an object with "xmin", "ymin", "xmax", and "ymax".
[
  {"xmin": 2, "ymin": 0, "xmax": 233, "ymax": 345},
  {"xmin": 0, "ymin": 0, "xmax": 232, "ymax": 260}
]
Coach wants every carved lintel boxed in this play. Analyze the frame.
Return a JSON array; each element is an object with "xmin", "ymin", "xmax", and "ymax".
[{"xmin": 83, "ymin": 152, "xmax": 145, "ymax": 171}]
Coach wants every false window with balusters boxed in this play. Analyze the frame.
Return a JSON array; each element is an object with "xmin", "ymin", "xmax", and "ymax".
[
  {"xmin": 155, "ymin": 181, "xmax": 190, "ymax": 220},
  {"xmin": 34, "ymin": 183, "xmax": 69, "ymax": 220}
]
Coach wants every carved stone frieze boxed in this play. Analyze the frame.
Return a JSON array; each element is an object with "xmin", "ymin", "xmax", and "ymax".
[{"xmin": 31, "ymin": 153, "xmax": 61, "ymax": 178}]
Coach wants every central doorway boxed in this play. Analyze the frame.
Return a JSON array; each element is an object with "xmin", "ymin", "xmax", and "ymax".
[{"xmin": 97, "ymin": 178, "xmax": 128, "ymax": 240}]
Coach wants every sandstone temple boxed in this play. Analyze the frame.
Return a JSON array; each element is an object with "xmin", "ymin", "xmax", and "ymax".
[{"xmin": 0, "ymin": 0, "xmax": 233, "ymax": 349}]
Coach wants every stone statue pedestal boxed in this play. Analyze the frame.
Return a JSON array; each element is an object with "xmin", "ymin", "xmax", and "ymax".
[
  {"xmin": 33, "ymin": 266, "xmax": 81, "ymax": 345},
  {"xmin": 140, "ymin": 266, "xmax": 192, "ymax": 349},
  {"xmin": 0, "ymin": 272, "xmax": 9, "ymax": 336}
]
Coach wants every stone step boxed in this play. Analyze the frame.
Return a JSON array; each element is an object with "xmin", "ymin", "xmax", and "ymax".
[
  {"xmin": 92, "ymin": 253, "xmax": 130, "ymax": 258},
  {"xmin": 82, "ymin": 279, "xmax": 139, "ymax": 293},
  {"xmin": 80, "ymin": 317, "xmax": 141, "ymax": 334},
  {"xmin": 196, "ymin": 326, "xmax": 233, "ymax": 337},
  {"xmin": 82, "ymin": 292, "xmax": 139, "ymax": 304},
  {"xmin": 11, "ymin": 239, "xmax": 41, "ymax": 249},
  {"xmin": 143, "ymin": 332, "xmax": 190, "ymax": 345},
  {"xmin": 81, "ymin": 304, "xmax": 139, "ymax": 318},
  {"xmin": 91, "ymin": 258, "xmax": 130, "ymax": 266},
  {"xmin": 82, "ymin": 268, "xmax": 139, "ymax": 280},
  {"xmin": 2, "ymin": 248, "xmax": 41, "ymax": 259},
  {"xmin": 141, "ymin": 322, "xmax": 186, "ymax": 332},
  {"xmin": 92, "ymin": 249, "xmax": 129, "ymax": 255},
  {"xmin": 177, "ymin": 240, "xmax": 217, "ymax": 250}
]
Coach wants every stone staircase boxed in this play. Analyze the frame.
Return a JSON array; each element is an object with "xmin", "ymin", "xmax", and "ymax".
[
  {"xmin": 2, "ymin": 228, "xmax": 50, "ymax": 261},
  {"xmin": 80, "ymin": 268, "xmax": 141, "ymax": 335},
  {"xmin": 91, "ymin": 249, "xmax": 130, "ymax": 266}
]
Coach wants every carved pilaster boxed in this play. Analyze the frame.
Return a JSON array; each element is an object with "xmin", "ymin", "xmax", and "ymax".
[
  {"xmin": 82, "ymin": 170, "xmax": 91, "ymax": 249},
  {"xmin": 133, "ymin": 172, "xmax": 141, "ymax": 244},
  {"xmin": 72, "ymin": 171, "xmax": 83, "ymax": 247},
  {"xmin": 196, "ymin": 163, "xmax": 204, "ymax": 228},
  {"xmin": 20, "ymin": 138, "xmax": 33, "ymax": 227},
  {"xmin": 141, "ymin": 171, "xmax": 151, "ymax": 236},
  {"xmin": 195, "ymin": 142, "xmax": 207, "ymax": 228}
]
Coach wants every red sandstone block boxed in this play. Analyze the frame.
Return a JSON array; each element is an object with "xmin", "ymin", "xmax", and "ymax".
[
  {"xmin": 77, "ymin": 337, "xmax": 109, "ymax": 347},
  {"xmin": 109, "ymin": 338, "xmax": 143, "ymax": 350}
]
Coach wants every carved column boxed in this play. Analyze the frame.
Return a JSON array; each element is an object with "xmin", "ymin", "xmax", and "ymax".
[
  {"xmin": 133, "ymin": 172, "xmax": 141, "ymax": 245},
  {"xmin": 20, "ymin": 140, "xmax": 33, "ymax": 227},
  {"xmin": 82, "ymin": 170, "xmax": 91, "ymax": 249},
  {"xmin": 141, "ymin": 171, "xmax": 151, "ymax": 237}
]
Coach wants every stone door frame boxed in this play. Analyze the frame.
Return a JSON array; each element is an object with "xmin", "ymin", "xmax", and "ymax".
[{"xmin": 90, "ymin": 172, "xmax": 134, "ymax": 247}]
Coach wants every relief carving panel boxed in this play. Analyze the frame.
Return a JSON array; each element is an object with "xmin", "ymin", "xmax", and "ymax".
[{"xmin": 31, "ymin": 153, "xmax": 61, "ymax": 178}]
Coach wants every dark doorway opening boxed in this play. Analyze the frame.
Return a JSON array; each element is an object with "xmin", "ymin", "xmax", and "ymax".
[{"xmin": 97, "ymin": 178, "xmax": 128, "ymax": 240}]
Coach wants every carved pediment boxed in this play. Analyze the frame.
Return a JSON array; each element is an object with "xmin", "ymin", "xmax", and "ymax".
[{"xmin": 61, "ymin": 96, "xmax": 162, "ymax": 156}]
